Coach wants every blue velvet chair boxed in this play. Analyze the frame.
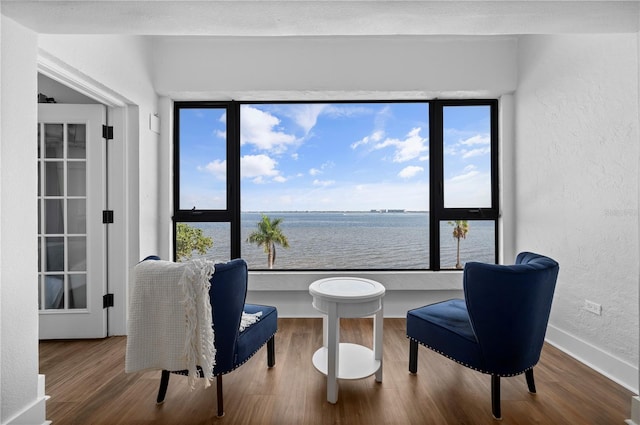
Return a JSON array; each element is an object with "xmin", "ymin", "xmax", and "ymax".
[
  {"xmin": 147, "ymin": 257, "xmax": 278, "ymax": 417},
  {"xmin": 406, "ymin": 252, "xmax": 559, "ymax": 420}
]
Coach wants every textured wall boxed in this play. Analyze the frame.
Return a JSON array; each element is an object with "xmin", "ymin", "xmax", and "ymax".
[
  {"xmin": 516, "ymin": 34, "xmax": 639, "ymax": 368},
  {"xmin": 0, "ymin": 15, "xmax": 40, "ymax": 423}
]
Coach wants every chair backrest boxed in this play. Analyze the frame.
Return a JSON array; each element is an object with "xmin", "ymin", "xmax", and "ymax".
[
  {"xmin": 463, "ymin": 252, "xmax": 559, "ymax": 375},
  {"xmin": 209, "ymin": 258, "xmax": 249, "ymax": 372}
]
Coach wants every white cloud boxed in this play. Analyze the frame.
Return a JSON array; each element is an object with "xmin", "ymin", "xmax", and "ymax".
[
  {"xmin": 445, "ymin": 170, "xmax": 492, "ymax": 207},
  {"xmin": 309, "ymin": 161, "xmax": 334, "ymax": 176},
  {"xmin": 373, "ymin": 127, "xmax": 428, "ymax": 163},
  {"xmin": 351, "ymin": 129, "xmax": 385, "ymax": 149},
  {"xmin": 240, "ymin": 105, "xmax": 297, "ymax": 151},
  {"xmin": 241, "ymin": 154, "xmax": 280, "ymax": 179},
  {"xmin": 460, "ymin": 134, "xmax": 489, "ymax": 146},
  {"xmin": 313, "ymin": 179, "xmax": 335, "ymax": 187},
  {"xmin": 462, "ymin": 146, "xmax": 491, "ymax": 159},
  {"xmin": 450, "ymin": 166, "xmax": 480, "ymax": 182},
  {"xmin": 398, "ymin": 165, "xmax": 424, "ymax": 179},
  {"xmin": 291, "ymin": 104, "xmax": 328, "ymax": 134},
  {"xmin": 198, "ymin": 159, "xmax": 226, "ymax": 180},
  {"xmin": 273, "ymin": 175, "xmax": 287, "ymax": 183}
]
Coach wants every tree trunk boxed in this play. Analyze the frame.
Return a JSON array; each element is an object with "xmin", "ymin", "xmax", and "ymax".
[{"xmin": 455, "ymin": 237, "xmax": 462, "ymax": 269}]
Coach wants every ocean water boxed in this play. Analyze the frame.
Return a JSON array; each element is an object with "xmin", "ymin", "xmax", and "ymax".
[{"xmin": 187, "ymin": 212, "xmax": 495, "ymax": 269}]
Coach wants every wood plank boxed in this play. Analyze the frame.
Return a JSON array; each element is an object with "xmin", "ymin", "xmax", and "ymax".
[{"xmin": 39, "ymin": 318, "xmax": 633, "ymax": 424}]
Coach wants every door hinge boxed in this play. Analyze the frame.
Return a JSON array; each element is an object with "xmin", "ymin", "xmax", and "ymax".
[
  {"xmin": 103, "ymin": 293, "xmax": 114, "ymax": 309},
  {"xmin": 103, "ymin": 210, "xmax": 114, "ymax": 224},
  {"xmin": 102, "ymin": 125, "xmax": 114, "ymax": 140}
]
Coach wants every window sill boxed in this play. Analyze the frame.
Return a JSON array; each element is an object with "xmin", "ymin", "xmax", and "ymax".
[{"xmin": 248, "ymin": 270, "xmax": 464, "ymax": 292}]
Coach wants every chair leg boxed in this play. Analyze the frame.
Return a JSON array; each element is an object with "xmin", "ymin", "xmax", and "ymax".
[
  {"xmin": 525, "ymin": 369, "xmax": 536, "ymax": 393},
  {"xmin": 216, "ymin": 375, "xmax": 224, "ymax": 417},
  {"xmin": 156, "ymin": 370, "xmax": 170, "ymax": 405},
  {"xmin": 491, "ymin": 375, "xmax": 501, "ymax": 420},
  {"xmin": 267, "ymin": 336, "xmax": 276, "ymax": 368},
  {"xmin": 409, "ymin": 339, "xmax": 418, "ymax": 374}
]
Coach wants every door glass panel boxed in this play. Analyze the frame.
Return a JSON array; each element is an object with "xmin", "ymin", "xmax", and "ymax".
[
  {"xmin": 439, "ymin": 220, "xmax": 495, "ymax": 269},
  {"xmin": 37, "ymin": 124, "xmax": 42, "ymax": 159},
  {"xmin": 44, "ymin": 275, "xmax": 65, "ymax": 309},
  {"xmin": 45, "ymin": 124, "xmax": 64, "ymax": 158},
  {"xmin": 68, "ymin": 274, "xmax": 87, "ymax": 309},
  {"xmin": 178, "ymin": 108, "xmax": 227, "ymax": 210},
  {"xmin": 45, "ymin": 162, "xmax": 64, "ymax": 196},
  {"xmin": 67, "ymin": 124, "xmax": 87, "ymax": 159},
  {"xmin": 67, "ymin": 162, "xmax": 86, "ymax": 196},
  {"xmin": 45, "ymin": 236, "xmax": 64, "ymax": 271},
  {"xmin": 67, "ymin": 199, "xmax": 86, "ymax": 234},
  {"xmin": 68, "ymin": 237, "xmax": 87, "ymax": 271},
  {"xmin": 45, "ymin": 199, "xmax": 64, "ymax": 234},
  {"xmin": 443, "ymin": 106, "xmax": 492, "ymax": 208}
]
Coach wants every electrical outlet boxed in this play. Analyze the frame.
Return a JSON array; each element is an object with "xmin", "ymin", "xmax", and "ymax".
[{"xmin": 584, "ymin": 300, "xmax": 602, "ymax": 315}]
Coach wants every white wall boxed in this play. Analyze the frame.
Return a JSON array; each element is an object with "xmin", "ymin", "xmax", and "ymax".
[
  {"xmin": 153, "ymin": 35, "xmax": 518, "ymax": 100},
  {"xmin": 0, "ymin": 15, "xmax": 45, "ymax": 425},
  {"xmin": 516, "ymin": 34, "xmax": 640, "ymax": 392},
  {"xmin": 37, "ymin": 35, "xmax": 161, "ymax": 262}
]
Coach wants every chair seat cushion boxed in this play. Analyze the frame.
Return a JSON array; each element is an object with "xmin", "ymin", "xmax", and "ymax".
[
  {"xmin": 407, "ymin": 299, "xmax": 484, "ymax": 370},
  {"xmin": 235, "ymin": 304, "xmax": 278, "ymax": 367}
]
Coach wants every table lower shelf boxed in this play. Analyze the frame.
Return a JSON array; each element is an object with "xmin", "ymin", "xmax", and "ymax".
[{"xmin": 312, "ymin": 343, "xmax": 381, "ymax": 380}]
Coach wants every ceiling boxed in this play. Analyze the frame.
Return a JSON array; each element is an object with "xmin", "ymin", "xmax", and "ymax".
[{"xmin": 2, "ymin": 1, "xmax": 638, "ymax": 37}]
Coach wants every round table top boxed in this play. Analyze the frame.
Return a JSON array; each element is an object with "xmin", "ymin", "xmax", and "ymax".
[{"xmin": 309, "ymin": 277, "xmax": 385, "ymax": 302}]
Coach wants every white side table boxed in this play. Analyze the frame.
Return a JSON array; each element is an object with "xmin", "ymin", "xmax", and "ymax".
[{"xmin": 309, "ymin": 277, "xmax": 386, "ymax": 404}]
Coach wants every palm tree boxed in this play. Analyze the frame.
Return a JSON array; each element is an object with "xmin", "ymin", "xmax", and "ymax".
[
  {"xmin": 246, "ymin": 214, "xmax": 290, "ymax": 269},
  {"xmin": 448, "ymin": 220, "xmax": 469, "ymax": 269}
]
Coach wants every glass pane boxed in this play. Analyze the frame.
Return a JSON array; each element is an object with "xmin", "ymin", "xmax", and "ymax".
[
  {"xmin": 45, "ymin": 124, "xmax": 64, "ymax": 158},
  {"xmin": 239, "ymin": 102, "xmax": 430, "ymax": 270},
  {"xmin": 67, "ymin": 162, "xmax": 86, "ymax": 196},
  {"xmin": 38, "ymin": 275, "xmax": 43, "ymax": 310},
  {"xmin": 67, "ymin": 199, "xmax": 86, "ymax": 234},
  {"xmin": 45, "ymin": 199, "xmax": 64, "ymax": 234},
  {"xmin": 68, "ymin": 237, "xmax": 86, "ymax": 271},
  {"xmin": 443, "ymin": 106, "xmax": 492, "ymax": 208},
  {"xmin": 439, "ymin": 220, "xmax": 495, "ymax": 269},
  {"xmin": 68, "ymin": 274, "xmax": 87, "ymax": 309},
  {"xmin": 45, "ymin": 237, "xmax": 64, "ymax": 271},
  {"xmin": 44, "ymin": 275, "xmax": 65, "ymax": 309},
  {"xmin": 67, "ymin": 124, "xmax": 86, "ymax": 159},
  {"xmin": 242, "ymin": 212, "xmax": 430, "ymax": 269},
  {"xmin": 179, "ymin": 108, "xmax": 227, "ymax": 210},
  {"xmin": 45, "ymin": 161, "xmax": 64, "ymax": 196},
  {"xmin": 37, "ymin": 123, "xmax": 41, "ymax": 159},
  {"xmin": 175, "ymin": 222, "xmax": 228, "ymax": 262},
  {"xmin": 38, "ymin": 237, "xmax": 42, "ymax": 272}
]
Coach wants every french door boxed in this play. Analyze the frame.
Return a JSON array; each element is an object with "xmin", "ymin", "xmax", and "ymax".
[{"xmin": 38, "ymin": 104, "xmax": 107, "ymax": 339}]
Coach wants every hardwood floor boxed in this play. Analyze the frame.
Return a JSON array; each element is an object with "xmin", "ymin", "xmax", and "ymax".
[{"xmin": 40, "ymin": 318, "xmax": 633, "ymax": 425}]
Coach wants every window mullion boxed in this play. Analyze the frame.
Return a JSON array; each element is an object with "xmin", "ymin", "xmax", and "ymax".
[{"xmin": 430, "ymin": 102, "xmax": 444, "ymax": 271}]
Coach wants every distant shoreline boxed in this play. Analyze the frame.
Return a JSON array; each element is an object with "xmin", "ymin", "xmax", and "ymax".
[{"xmin": 243, "ymin": 210, "xmax": 429, "ymax": 214}]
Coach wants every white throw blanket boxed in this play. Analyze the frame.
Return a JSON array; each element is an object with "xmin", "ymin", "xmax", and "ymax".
[{"xmin": 125, "ymin": 259, "xmax": 216, "ymax": 389}]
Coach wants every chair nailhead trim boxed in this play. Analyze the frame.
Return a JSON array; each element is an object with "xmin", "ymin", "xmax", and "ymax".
[
  {"xmin": 406, "ymin": 335, "xmax": 534, "ymax": 378},
  {"xmin": 170, "ymin": 330, "xmax": 278, "ymax": 377}
]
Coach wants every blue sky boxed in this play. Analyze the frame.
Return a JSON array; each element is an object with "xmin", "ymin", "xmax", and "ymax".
[{"xmin": 179, "ymin": 103, "xmax": 491, "ymax": 211}]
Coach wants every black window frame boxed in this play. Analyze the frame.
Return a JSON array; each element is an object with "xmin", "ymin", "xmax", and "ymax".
[{"xmin": 173, "ymin": 99, "xmax": 499, "ymax": 270}]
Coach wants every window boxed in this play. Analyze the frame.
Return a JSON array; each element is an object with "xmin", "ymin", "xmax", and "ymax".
[{"xmin": 174, "ymin": 100, "xmax": 498, "ymax": 270}]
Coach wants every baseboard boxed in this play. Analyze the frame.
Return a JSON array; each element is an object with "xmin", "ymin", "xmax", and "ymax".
[
  {"xmin": 4, "ymin": 375, "xmax": 51, "ymax": 425},
  {"xmin": 626, "ymin": 396, "xmax": 640, "ymax": 425},
  {"xmin": 546, "ymin": 324, "xmax": 638, "ymax": 394}
]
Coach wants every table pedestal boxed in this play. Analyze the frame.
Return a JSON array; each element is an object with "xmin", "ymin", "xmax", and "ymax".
[{"xmin": 309, "ymin": 277, "xmax": 385, "ymax": 404}]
